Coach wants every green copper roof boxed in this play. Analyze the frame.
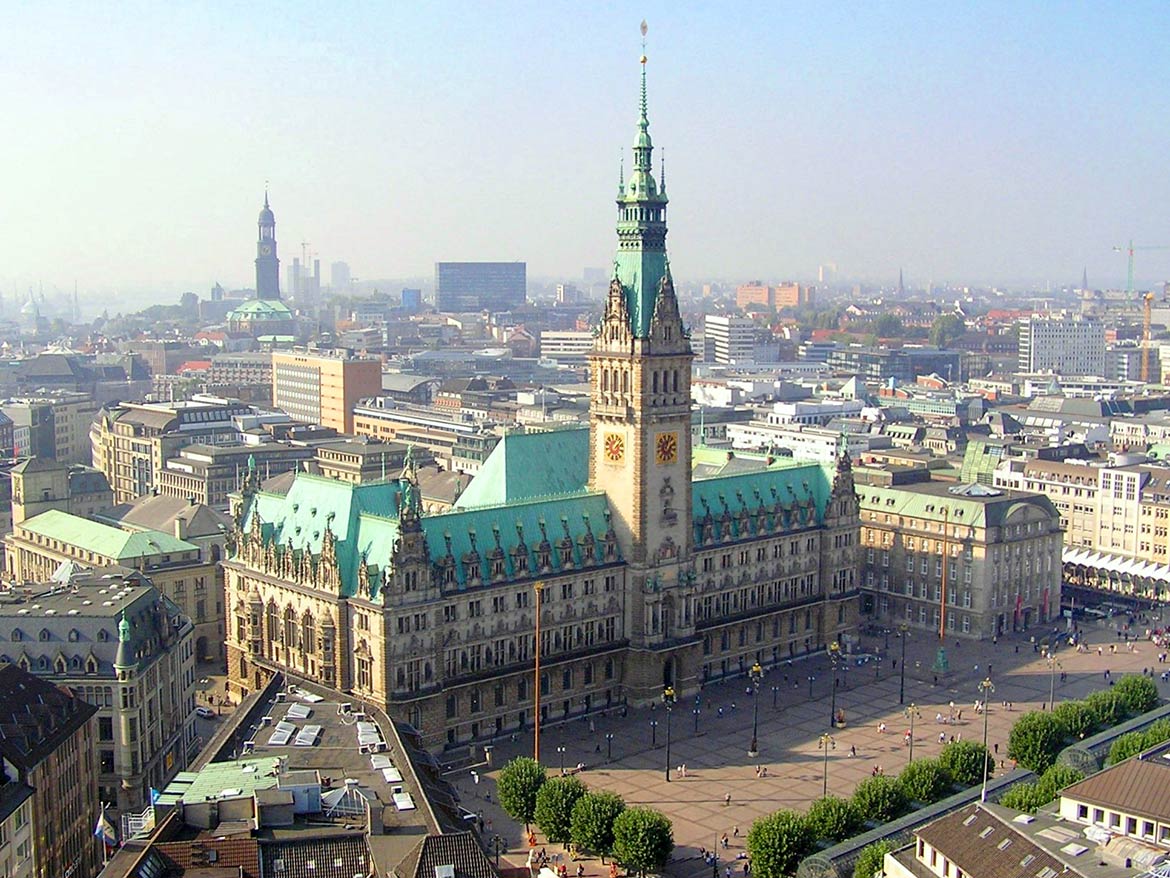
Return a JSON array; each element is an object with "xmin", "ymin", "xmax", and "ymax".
[
  {"xmin": 248, "ymin": 474, "xmax": 405, "ymax": 592},
  {"xmin": 421, "ymin": 491, "xmax": 616, "ymax": 588},
  {"xmin": 614, "ymin": 59, "xmax": 669, "ymax": 339},
  {"xmin": 692, "ymin": 460, "xmax": 835, "ymax": 544},
  {"xmin": 454, "ymin": 428, "xmax": 589, "ymax": 509},
  {"xmin": 243, "ymin": 470, "xmax": 618, "ymax": 594},
  {"xmin": 229, "ymin": 298, "xmax": 293, "ymax": 317},
  {"xmin": 856, "ymin": 481, "xmax": 1059, "ymax": 530},
  {"xmin": 20, "ymin": 509, "xmax": 200, "ymax": 561}
]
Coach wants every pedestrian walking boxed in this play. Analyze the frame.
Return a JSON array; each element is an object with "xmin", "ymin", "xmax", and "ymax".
[
  {"xmin": 725, "ymin": 792, "xmax": 732, "ymax": 807},
  {"xmin": 733, "ymin": 826, "xmax": 740, "ymax": 838},
  {"xmin": 850, "ymin": 744, "xmax": 857, "ymax": 758}
]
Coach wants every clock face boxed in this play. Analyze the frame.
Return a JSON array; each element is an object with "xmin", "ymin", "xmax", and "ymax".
[
  {"xmin": 655, "ymin": 432, "xmax": 679, "ymax": 465},
  {"xmin": 604, "ymin": 432, "xmax": 625, "ymax": 463},
  {"xmin": 260, "ymin": 244, "xmax": 272, "ymax": 256}
]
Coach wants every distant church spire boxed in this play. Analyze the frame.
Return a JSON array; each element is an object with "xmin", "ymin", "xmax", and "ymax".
[
  {"xmin": 255, "ymin": 191, "xmax": 281, "ymax": 301},
  {"xmin": 1082, "ymin": 266, "xmax": 1088, "ymax": 291},
  {"xmin": 898, "ymin": 267, "xmax": 904, "ymax": 296}
]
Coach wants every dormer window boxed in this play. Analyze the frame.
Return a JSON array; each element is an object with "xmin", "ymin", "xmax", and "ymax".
[{"xmin": 38, "ymin": 629, "xmax": 49, "ymax": 642}]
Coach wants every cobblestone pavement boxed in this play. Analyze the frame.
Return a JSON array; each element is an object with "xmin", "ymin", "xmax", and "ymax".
[{"xmin": 448, "ymin": 615, "xmax": 1167, "ymax": 876}]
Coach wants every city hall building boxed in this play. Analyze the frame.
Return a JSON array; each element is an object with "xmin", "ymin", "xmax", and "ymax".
[{"xmin": 223, "ymin": 58, "xmax": 862, "ymax": 749}]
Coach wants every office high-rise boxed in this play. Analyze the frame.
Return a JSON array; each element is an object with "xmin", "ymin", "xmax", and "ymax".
[{"xmin": 434, "ymin": 262, "xmax": 526, "ymax": 312}]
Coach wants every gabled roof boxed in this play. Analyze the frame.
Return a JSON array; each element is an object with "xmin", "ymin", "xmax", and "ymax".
[
  {"xmin": 1061, "ymin": 751, "xmax": 1170, "ymax": 822},
  {"xmin": 454, "ymin": 428, "xmax": 588, "ymax": 509},
  {"xmin": 0, "ymin": 662, "xmax": 97, "ymax": 770},
  {"xmin": 914, "ymin": 804, "xmax": 1070, "ymax": 878},
  {"xmin": 100, "ymin": 494, "xmax": 231, "ymax": 539},
  {"xmin": 396, "ymin": 831, "xmax": 497, "ymax": 878},
  {"xmin": 18, "ymin": 510, "xmax": 200, "ymax": 561},
  {"xmin": 259, "ymin": 835, "xmax": 371, "ymax": 878}
]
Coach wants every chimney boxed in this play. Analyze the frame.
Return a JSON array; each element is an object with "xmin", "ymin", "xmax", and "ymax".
[{"xmin": 174, "ymin": 517, "xmax": 188, "ymax": 540}]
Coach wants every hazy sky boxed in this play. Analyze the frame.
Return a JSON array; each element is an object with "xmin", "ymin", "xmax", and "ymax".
[{"xmin": 3, "ymin": 2, "xmax": 1170, "ymax": 302}]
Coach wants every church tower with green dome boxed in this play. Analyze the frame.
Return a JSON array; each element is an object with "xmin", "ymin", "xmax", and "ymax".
[
  {"xmin": 255, "ymin": 191, "xmax": 281, "ymax": 301},
  {"xmin": 589, "ymin": 47, "xmax": 695, "ymax": 686}
]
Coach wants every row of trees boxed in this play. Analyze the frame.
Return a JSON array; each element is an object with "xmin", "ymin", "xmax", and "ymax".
[
  {"xmin": 745, "ymin": 741, "xmax": 990, "ymax": 878},
  {"xmin": 1107, "ymin": 717, "xmax": 1170, "ymax": 765},
  {"xmin": 849, "ymin": 675, "xmax": 1163, "ymax": 878},
  {"xmin": 496, "ymin": 758, "xmax": 673, "ymax": 877},
  {"xmin": 1007, "ymin": 674, "xmax": 1159, "ymax": 773}
]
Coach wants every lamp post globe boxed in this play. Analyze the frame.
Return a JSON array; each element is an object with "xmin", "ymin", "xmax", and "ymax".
[
  {"xmin": 663, "ymin": 685, "xmax": 676, "ymax": 782},
  {"xmin": 828, "ymin": 643, "xmax": 841, "ymax": 727},
  {"xmin": 748, "ymin": 662, "xmax": 763, "ymax": 756}
]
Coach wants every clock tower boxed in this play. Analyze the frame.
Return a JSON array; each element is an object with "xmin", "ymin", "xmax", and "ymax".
[
  {"xmin": 255, "ymin": 192, "xmax": 281, "ymax": 300},
  {"xmin": 589, "ymin": 53, "xmax": 693, "ymax": 577}
]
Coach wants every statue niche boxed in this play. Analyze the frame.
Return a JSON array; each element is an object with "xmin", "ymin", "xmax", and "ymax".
[{"xmin": 659, "ymin": 477, "xmax": 677, "ymax": 526}]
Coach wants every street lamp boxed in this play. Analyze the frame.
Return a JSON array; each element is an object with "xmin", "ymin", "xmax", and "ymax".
[
  {"xmin": 748, "ymin": 662, "xmax": 763, "ymax": 756},
  {"xmin": 875, "ymin": 655, "xmax": 882, "ymax": 680},
  {"xmin": 771, "ymin": 685, "xmax": 780, "ymax": 708},
  {"xmin": 818, "ymin": 733, "xmax": 836, "ymax": 796},
  {"xmin": 605, "ymin": 732, "xmax": 614, "ymax": 762},
  {"xmin": 904, "ymin": 703, "xmax": 920, "ymax": 763},
  {"xmin": 979, "ymin": 677, "xmax": 995, "ymax": 802},
  {"xmin": 1044, "ymin": 647, "xmax": 1061, "ymax": 710},
  {"xmin": 828, "ymin": 643, "xmax": 841, "ymax": 727},
  {"xmin": 556, "ymin": 744, "xmax": 566, "ymax": 774},
  {"xmin": 492, "ymin": 836, "xmax": 505, "ymax": 870},
  {"xmin": 693, "ymin": 707, "xmax": 700, "ymax": 735},
  {"xmin": 650, "ymin": 719, "xmax": 658, "ymax": 747},
  {"xmin": 663, "ymin": 685, "xmax": 676, "ymax": 783},
  {"xmin": 898, "ymin": 623, "xmax": 909, "ymax": 705},
  {"xmin": 808, "ymin": 674, "xmax": 816, "ymax": 699}
]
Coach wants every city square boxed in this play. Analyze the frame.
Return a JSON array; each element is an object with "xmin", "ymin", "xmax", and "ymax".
[{"xmin": 456, "ymin": 615, "xmax": 1168, "ymax": 875}]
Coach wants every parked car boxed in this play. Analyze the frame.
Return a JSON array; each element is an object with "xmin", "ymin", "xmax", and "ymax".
[{"xmin": 195, "ymin": 706, "xmax": 216, "ymax": 719}]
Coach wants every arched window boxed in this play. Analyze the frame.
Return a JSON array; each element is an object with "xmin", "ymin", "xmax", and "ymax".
[
  {"xmin": 11, "ymin": 629, "xmax": 21, "ymax": 642},
  {"xmin": 301, "ymin": 611, "xmax": 315, "ymax": 653},
  {"xmin": 39, "ymin": 629, "xmax": 50, "ymax": 642}
]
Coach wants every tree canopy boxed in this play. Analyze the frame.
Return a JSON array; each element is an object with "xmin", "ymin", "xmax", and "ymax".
[
  {"xmin": 612, "ymin": 807, "xmax": 674, "ymax": 877},
  {"xmin": 747, "ymin": 811, "xmax": 815, "ymax": 878},
  {"xmin": 571, "ymin": 791, "xmax": 627, "ymax": 857},
  {"xmin": 534, "ymin": 776, "xmax": 587, "ymax": 844},
  {"xmin": 497, "ymin": 757, "xmax": 546, "ymax": 830}
]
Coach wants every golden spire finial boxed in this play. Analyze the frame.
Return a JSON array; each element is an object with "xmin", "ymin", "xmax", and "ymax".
[{"xmin": 640, "ymin": 19, "xmax": 648, "ymax": 64}]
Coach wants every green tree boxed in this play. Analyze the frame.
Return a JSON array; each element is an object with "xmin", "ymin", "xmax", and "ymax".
[
  {"xmin": 999, "ymin": 781, "xmax": 1050, "ymax": 814},
  {"xmin": 571, "ymin": 791, "xmax": 627, "ymax": 857},
  {"xmin": 1084, "ymin": 690, "xmax": 1128, "ymax": 728},
  {"xmin": 1000, "ymin": 764, "xmax": 1085, "ymax": 814},
  {"xmin": 1107, "ymin": 731, "xmax": 1146, "ymax": 766},
  {"xmin": 1052, "ymin": 701, "xmax": 1097, "ymax": 741},
  {"xmin": 497, "ymin": 757, "xmax": 546, "ymax": 831},
  {"xmin": 853, "ymin": 841, "xmax": 893, "ymax": 878},
  {"xmin": 1007, "ymin": 712, "xmax": 1067, "ymax": 773},
  {"xmin": 939, "ymin": 741, "xmax": 991, "ymax": 787},
  {"xmin": 747, "ymin": 811, "xmax": 815, "ymax": 878},
  {"xmin": 929, "ymin": 314, "xmax": 965, "ymax": 348},
  {"xmin": 612, "ymin": 807, "xmax": 674, "ymax": 877},
  {"xmin": 1143, "ymin": 718, "xmax": 1170, "ymax": 747},
  {"xmin": 873, "ymin": 314, "xmax": 904, "ymax": 338},
  {"xmin": 1113, "ymin": 675, "xmax": 1160, "ymax": 715},
  {"xmin": 851, "ymin": 776, "xmax": 908, "ymax": 823},
  {"xmin": 535, "ymin": 776, "xmax": 587, "ymax": 844},
  {"xmin": 898, "ymin": 758, "xmax": 952, "ymax": 804},
  {"xmin": 1037, "ymin": 763, "xmax": 1084, "ymax": 797},
  {"xmin": 805, "ymin": 796, "xmax": 864, "ymax": 842}
]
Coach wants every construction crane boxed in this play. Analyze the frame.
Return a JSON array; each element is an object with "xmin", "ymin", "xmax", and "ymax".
[
  {"xmin": 1114, "ymin": 240, "xmax": 1170, "ymax": 383},
  {"xmin": 1144, "ymin": 292, "xmax": 1155, "ymax": 382}
]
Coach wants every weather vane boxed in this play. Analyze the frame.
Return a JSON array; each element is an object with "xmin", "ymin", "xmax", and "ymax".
[{"xmin": 641, "ymin": 19, "xmax": 648, "ymax": 64}]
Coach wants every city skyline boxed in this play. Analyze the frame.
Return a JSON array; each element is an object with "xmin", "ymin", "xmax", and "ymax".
[{"xmin": 3, "ymin": 2, "xmax": 1170, "ymax": 301}]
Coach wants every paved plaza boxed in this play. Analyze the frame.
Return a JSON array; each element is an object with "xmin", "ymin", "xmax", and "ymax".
[{"xmin": 448, "ymin": 614, "xmax": 1169, "ymax": 875}]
